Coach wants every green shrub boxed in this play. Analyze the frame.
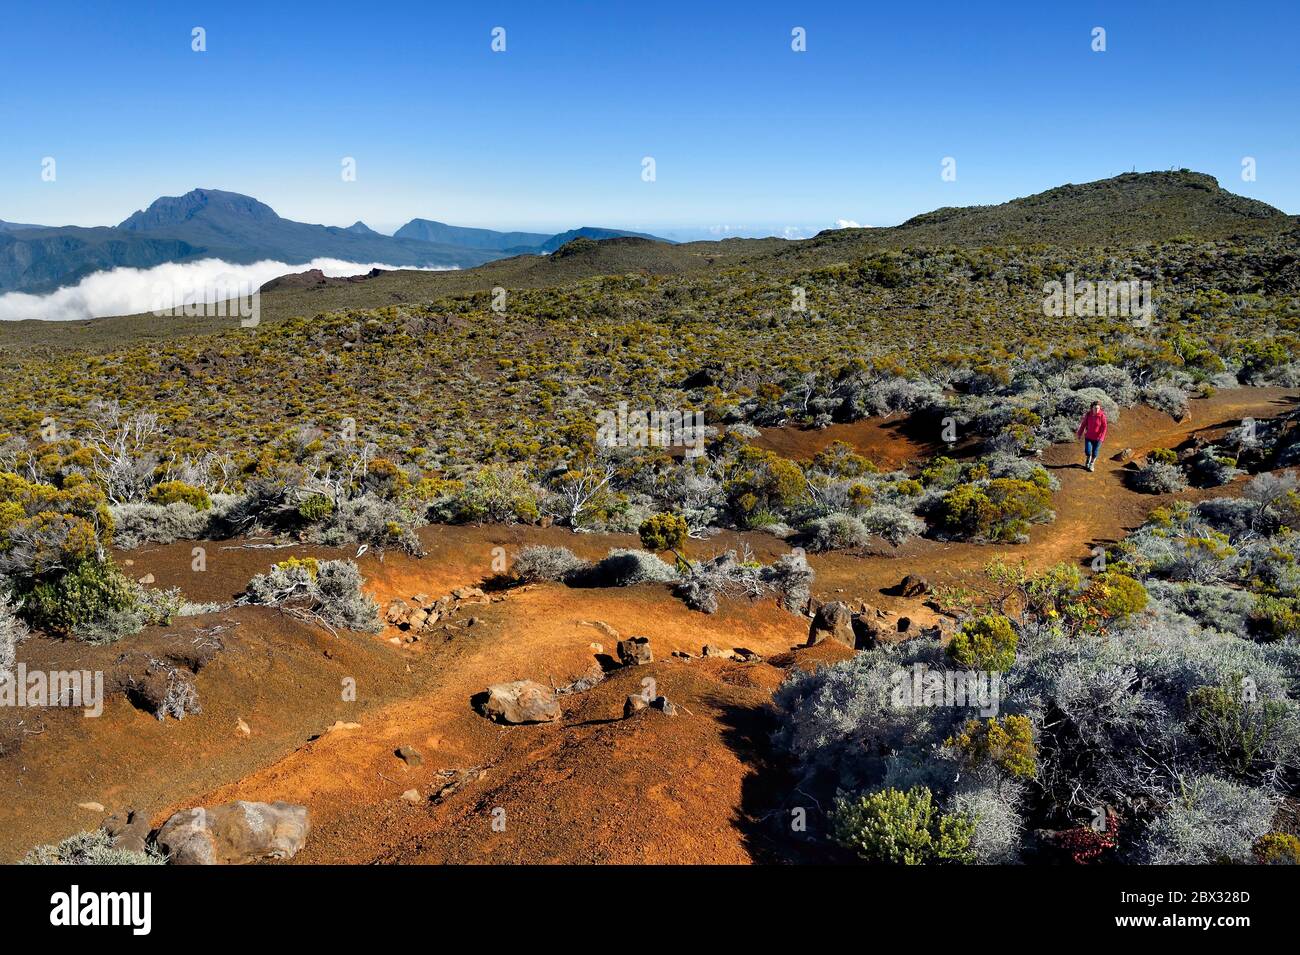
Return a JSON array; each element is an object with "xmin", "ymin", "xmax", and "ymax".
[
  {"xmin": 26, "ymin": 557, "xmax": 138, "ymax": 639},
  {"xmin": 1187, "ymin": 676, "xmax": 1292, "ymax": 777},
  {"xmin": 1254, "ymin": 832, "xmax": 1300, "ymax": 865},
  {"xmin": 920, "ymin": 456, "xmax": 963, "ymax": 489},
  {"xmin": 1251, "ymin": 595, "xmax": 1300, "ymax": 640},
  {"xmin": 297, "ymin": 493, "xmax": 335, "ymax": 522},
  {"xmin": 147, "ymin": 480, "xmax": 211, "ymax": 510},
  {"xmin": 638, "ymin": 513, "xmax": 689, "ymax": 553},
  {"xmin": 1089, "ymin": 571, "xmax": 1149, "ymax": 621},
  {"xmin": 947, "ymin": 614, "xmax": 1018, "ymax": 671},
  {"xmin": 454, "ymin": 464, "xmax": 541, "ymax": 524},
  {"xmin": 940, "ymin": 478, "xmax": 1052, "ymax": 542},
  {"xmin": 946, "ymin": 715, "xmax": 1037, "ymax": 779},
  {"xmin": 832, "ymin": 786, "xmax": 975, "ymax": 865}
]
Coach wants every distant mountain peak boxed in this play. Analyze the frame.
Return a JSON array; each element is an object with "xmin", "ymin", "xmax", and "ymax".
[{"xmin": 119, "ymin": 188, "xmax": 280, "ymax": 231}]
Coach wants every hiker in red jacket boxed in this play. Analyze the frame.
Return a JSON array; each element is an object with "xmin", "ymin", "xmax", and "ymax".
[{"xmin": 1076, "ymin": 401, "xmax": 1108, "ymax": 472}]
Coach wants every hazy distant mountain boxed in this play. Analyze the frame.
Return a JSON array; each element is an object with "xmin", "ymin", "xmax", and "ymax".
[
  {"xmin": 337, "ymin": 221, "xmax": 380, "ymax": 236},
  {"xmin": 537, "ymin": 226, "xmax": 669, "ymax": 253},
  {"xmin": 0, "ymin": 227, "xmax": 205, "ymax": 295},
  {"xmin": 394, "ymin": 219, "xmax": 551, "ymax": 251},
  {"xmin": 111, "ymin": 189, "xmax": 500, "ymax": 270},
  {"xmin": 0, "ymin": 189, "xmax": 674, "ymax": 295},
  {"xmin": 0, "ymin": 220, "xmax": 49, "ymax": 233}
]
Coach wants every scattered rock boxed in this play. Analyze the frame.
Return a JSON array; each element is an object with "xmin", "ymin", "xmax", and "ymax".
[
  {"xmin": 235, "ymin": 718, "xmax": 251, "ymax": 737},
  {"xmin": 807, "ymin": 601, "xmax": 855, "ymax": 648},
  {"xmin": 617, "ymin": 636, "xmax": 653, "ymax": 666},
  {"xmin": 396, "ymin": 746, "xmax": 423, "ymax": 767},
  {"xmin": 556, "ymin": 663, "xmax": 605, "ymax": 695},
  {"xmin": 384, "ymin": 598, "xmax": 410, "ymax": 626},
  {"xmin": 77, "ymin": 801, "xmax": 105, "ymax": 813},
  {"xmin": 651, "ymin": 696, "xmax": 679, "ymax": 716},
  {"xmin": 898, "ymin": 574, "xmax": 930, "ymax": 597},
  {"xmin": 326, "ymin": 721, "xmax": 361, "ymax": 733},
  {"xmin": 479, "ymin": 680, "xmax": 561, "ymax": 724},
  {"xmin": 400, "ymin": 789, "xmax": 421, "ymax": 803},
  {"xmin": 624, "ymin": 694, "xmax": 650, "ymax": 718},
  {"xmin": 581, "ymin": 620, "xmax": 621, "ymax": 641},
  {"xmin": 1116, "ymin": 447, "xmax": 1134, "ymax": 463},
  {"xmin": 137, "ymin": 573, "xmax": 156, "ymax": 585},
  {"xmin": 156, "ymin": 801, "xmax": 310, "ymax": 865},
  {"xmin": 732, "ymin": 647, "xmax": 763, "ymax": 663},
  {"xmin": 702, "ymin": 644, "xmax": 734, "ymax": 659},
  {"xmin": 102, "ymin": 808, "xmax": 150, "ymax": 854},
  {"xmin": 431, "ymin": 767, "xmax": 488, "ymax": 803}
]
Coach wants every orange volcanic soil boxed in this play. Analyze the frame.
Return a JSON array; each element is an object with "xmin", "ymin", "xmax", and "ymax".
[{"xmin": 0, "ymin": 387, "xmax": 1294, "ymax": 863}]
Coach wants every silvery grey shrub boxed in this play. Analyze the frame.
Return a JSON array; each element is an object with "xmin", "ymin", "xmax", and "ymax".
[
  {"xmin": 859, "ymin": 503, "xmax": 926, "ymax": 546},
  {"xmin": 772, "ymin": 641, "xmax": 957, "ymax": 794},
  {"xmin": 0, "ymin": 591, "xmax": 27, "ymax": 676},
  {"xmin": 580, "ymin": 548, "xmax": 678, "ymax": 587},
  {"xmin": 804, "ymin": 513, "xmax": 873, "ymax": 552},
  {"xmin": 1141, "ymin": 382, "xmax": 1191, "ymax": 419},
  {"xmin": 759, "ymin": 550, "xmax": 815, "ymax": 613},
  {"xmin": 949, "ymin": 777, "xmax": 1026, "ymax": 864},
  {"xmin": 512, "ymin": 545, "xmax": 588, "ymax": 583},
  {"xmin": 21, "ymin": 829, "xmax": 163, "ymax": 866},
  {"xmin": 311, "ymin": 494, "xmax": 423, "ymax": 556},
  {"xmin": 981, "ymin": 452, "xmax": 1060, "ymax": 489},
  {"xmin": 1187, "ymin": 449, "xmax": 1243, "ymax": 488},
  {"xmin": 1067, "ymin": 364, "xmax": 1138, "ymax": 407},
  {"xmin": 1137, "ymin": 774, "xmax": 1277, "ymax": 865},
  {"xmin": 1131, "ymin": 460, "xmax": 1188, "ymax": 494},
  {"xmin": 1194, "ymin": 497, "xmax": 1262, "ymax": 537},
  {"xmin": 242, "ymin": 559, "xmax": 380, "ymax": 632},
  {"xmin": 109, "ymin": 501, "xmax": 213, "ymax": 548},
  {"xmin": 1143, "ymin": 580, "xmax": 1256, "ymax": 636}
]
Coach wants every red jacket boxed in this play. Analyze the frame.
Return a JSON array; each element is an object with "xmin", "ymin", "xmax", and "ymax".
[{"xmin": 1077, "ymin": 409, "xmax": 1108, "ymax": 442}]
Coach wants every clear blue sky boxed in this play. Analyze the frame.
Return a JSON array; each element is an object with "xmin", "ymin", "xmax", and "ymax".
[{"xmin": 1, "ymin": 0, "xmax": 1296, "ymax": 240}]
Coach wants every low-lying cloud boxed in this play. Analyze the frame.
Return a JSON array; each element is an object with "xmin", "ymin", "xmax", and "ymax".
[{"xmin": 0, "ymin": 258, "xmax": 456, "ymax": 322}]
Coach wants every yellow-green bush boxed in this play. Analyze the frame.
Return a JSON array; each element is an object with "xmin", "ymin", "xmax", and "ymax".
[
  {"xmin": 832, "ymin": 787, "xmax": 975, "ymax": 865},
  {"xmin": 147, "ymin": 480, "xmax": 212, "ymax": 510},
  {"xmin": 947, "ymin": 614, "xmax": 1018, "ymax": 671}
]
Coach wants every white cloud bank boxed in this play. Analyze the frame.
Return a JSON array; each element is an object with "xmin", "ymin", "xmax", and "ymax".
[{"xmin": 0, "ymin": 257, "xmax": 456, "ymax": 322}]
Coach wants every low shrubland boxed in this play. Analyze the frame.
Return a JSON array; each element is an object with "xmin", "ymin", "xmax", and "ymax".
[{"xmin": 774, "ymin": 485, "xmax": 1300, "ymax": 863}]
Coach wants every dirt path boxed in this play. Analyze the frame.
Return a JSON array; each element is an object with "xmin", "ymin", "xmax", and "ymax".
[
  {"xmin": 805, "ymin": 387, "xmax": 1299, "ymax": 600},
  {"xmin": 2, "ymin": 387, "xmax": 1293, "ymax": 863}
]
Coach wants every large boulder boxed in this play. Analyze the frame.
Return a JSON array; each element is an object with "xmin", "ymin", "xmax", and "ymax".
[
  {"xmin": 617, "ymin": 636, "xmax": 653, "ymax": 666},
  {"xmin": 807, "ymin": 601, "xmax": 855, "ymax": 648},
  {"xmin": 479, "ymin": 680, "xmax": 561, "ymax": 724},
  {"xmin": 156, "ymin": 801, "xmax": 310, "ymax": 865}
]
